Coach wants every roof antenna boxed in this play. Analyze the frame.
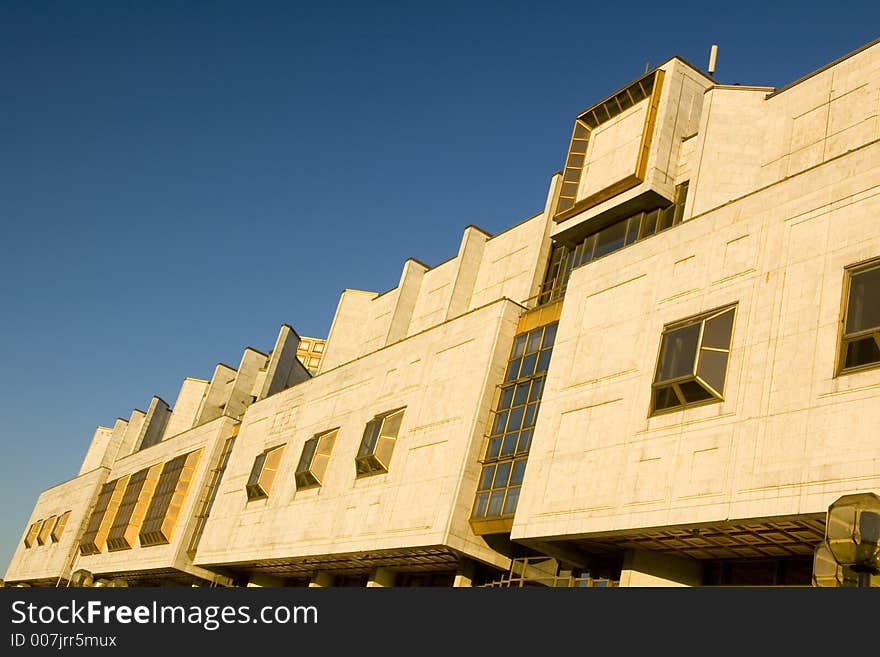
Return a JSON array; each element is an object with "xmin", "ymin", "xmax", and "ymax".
[
  {"xmin": 644, "ymin": 61, "xmax": 651, "ymax": 74},
  {"xmin": 708, "ymin": 44, "xmax": 718, "ymax": 75}
]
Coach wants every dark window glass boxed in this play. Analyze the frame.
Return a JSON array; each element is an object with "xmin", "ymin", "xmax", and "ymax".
[
  {"xmin": 516, "ymin": 429, "xmax": 533, "ymax": 454},
  {"xmin": 474, "ymin": 493, "xmax": 489, "ymax": 517},
  {"xmin": 498, "ymin": 386, "xmax": 514, "ymax": 410},
  {"xmin": 529, "ymin": 377, "xmax": 545, "ymax": 402},
  {"xmin": 698, "ymin": 349, "xmax": 729, "ymax": 393},
  {"xmin": 501, "ymin": 433, "xmax": 517, "ymax": 457},
  {"xmin": 846, "ymin": 266, "xmax": 880, "ymax": 335},
  {"xmin": 494, "ymin": 462, "xmax": 512, "ymax": 488},
  {"xmin": 536, "ymin": 349, "xmax": 552, "ymax": 373},
  {"xmin": 492, "ymin": 411, "xmax": 508, "ymax": 436},
  {"xmin": 510, "ymin": 459, "xmax": 527, "ymax": 485},
  {"xmin": 357, "ymin": 419, "xmax": 381, "ymax": 457},
  {"xmin": 488, "ymin": 491, "xmax": 505, "ymax": 516},
  {"xmin": 702, "ymin": 309, "xmax": 735, "ymax": 349},
  {"xmin": 542, "ymin": 323, "xmax": 558, "ymax": 348},
  {"xmin": 523, "ymin": 402, "xmax": 539, "ymax": 428},
  {"xmin": 657, "ymin": 205, "xmax": 675, "ymax": 232},
  {"xmin": 526, "ymin": 329, "xmax": 543, "ymax": 354},
  {"xmin": 505, "ymin": 358, "xmax": 521, "ymax": 382},
  {"xmin": 656, "ymin": 323, "xmax": 701, "ymax": 381},
  {"xmin": 486, "ymin": 437, "xmax": 502, "ymax": 460},
  {"xmin": 641, "ymin": 210, "xmax": 659, "ymax": 238},
  {"xmin": 679, "ymin": 380, "xmax": 714, "ymax": 403},
  {"xmin": 479, "ymin": 465, "xmax": 495, "ymax": 490},
  {"xmin": 625, "ymin": 215, "xmax": 641, "ymax": 245},
  {"xmin": 513, "ymin": 382, "xmax": 530, "ymax": 406},
  {"xmin": 594, "ymin": 220, "xmax": 628, "ymax": 259},
  {"xmin": 507, "ymin": 406, "xmax": 524, "ymax": 432},
  {"xmin": 511, "ymin": 334, "xmax": 527, "ymax": 359},
  {"xmin": 502, "ymin": 487, "xmax": 520, "ymax": 515},
  {"xmin": 653, "ymin": 387, "xmax": 682, "ymax": 411},
  {"xmin": 520, "ymin": 353, "xmax": 537, "ymax": 378},
  {"xmin": 845, "ymin": 337, "xmax": 880, "ymax": 369}
]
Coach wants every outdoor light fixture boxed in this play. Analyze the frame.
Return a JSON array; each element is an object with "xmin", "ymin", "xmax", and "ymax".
[
  {"xmin": 813, "ymin": 492, "xmax": 880, "ymax": 587},
  {"xmin": 69, "ymin": 568, "xmax": 94, "ymax": 587}
]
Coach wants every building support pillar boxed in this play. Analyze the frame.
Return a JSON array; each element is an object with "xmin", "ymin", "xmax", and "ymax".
[
  {"xmin": 308, "ymin": 572, "xmax": 335, "ymax": 588},
  {"xmin": 246, "ymin": 573, "xmax": 284, "ymax": 588},
  {"xmin": 618, "ymin": 549, "xmax": 701, "ymax": 587},
  {"xmin": 453, "ymin": 558, "xmax": 476, "ymax": 587},
  {"xmin": 366, "ymin": 567, "xmax": 396, "ymax": 587}
]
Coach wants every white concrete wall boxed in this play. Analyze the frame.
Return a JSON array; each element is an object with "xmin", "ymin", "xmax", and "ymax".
[
  {"xmin": 75, "ymin": 416, "xmax": 237, "ymax": 580},
  {"xmin": 4, "ymin": 468, "xmax": 109, "ymax": 584},
  {"xmin": 78, "ymin": 426, "xmax": 115, "ymax": 476},
  {"xmin": 469, "ymin": 210, "xmax": 552, "ymax": 309},
  {"xmin": 513, "ymin": 139, "xmax": 880, "ymax": 542},
  {"xmin": 320, "ymin": 289, "xmax": 379, "ymax": 372},
  {"xmin": 163, "ymin": 378, "xmax": 209, "ymax": 440},
  {"xmin": 194, "ymin": 299, "xmax": 523, "ymax": 570}
]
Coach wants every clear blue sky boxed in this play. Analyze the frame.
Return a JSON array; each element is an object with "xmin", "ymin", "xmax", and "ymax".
[{"xmin": 1, "ymin": 1, "xmax": 877, "ymax": 574}]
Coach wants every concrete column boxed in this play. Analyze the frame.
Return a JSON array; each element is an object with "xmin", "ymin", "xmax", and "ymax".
[
  {"xmin": 366, "ymin": 567, "xmax": 396, "ymax": 588},
  {"xmin": 246, "ymin": 573, "xmax": 284, "ymax": 588},
  {"xmin": 618, "ymin": 549, "xmax": 702, "ymax": 587},
  {"xmin": 308, "ymin": 572, "xmax": 335, "ymax": 588},
  {"xmin": 385, "ymin": 259, "xmax": 428, "ymax": 345},
  {"xmin": 453, "ymin": 559, "xmax": 476, "ymax": 588}
]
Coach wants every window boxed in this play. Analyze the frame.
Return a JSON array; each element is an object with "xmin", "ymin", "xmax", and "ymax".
[
  {"xmin": 36, "ymin": 516, "xmax": 55, "ymax": 546},
  {"xmin": 472, "ymin": 321, "xmax": 558, "ymax": 530},
  {"xmin": 23, "ymin": 521, "xmax": 41, "ymax": 548},
  {"xmin": 539, "ymin": 181, "xmax": 689, "ymax": 305},
  {"xmin": 139, "ymin": 449, "xmax": 203, "ymax": 547},
  {"xmin": 295, "ymin": 429, "xmax": 338, "ymax": 489},
  {"xmin": 839, "ymin": 259, "xmax": 880, "ymax": 373},
  {"xmin": 188, "ymin": 437, "xmax": 236, "ymax": 555},
  {"xmin": 246, "ymin": 444, "xmax": 285, "ymax": 500},
  {"xmin": 356, "ymin": 409, "xmax": 405, "ymax": 476},
  {"xmin": 51, "ymin": 511, "xmax": 71, "ymax": 543},
  {"xmin": 79, "ymin": 477, "xmax": 129, "ymax": 556},
  {"xmin": 651, "ymin": 305, "xmax": 736, "ymax": 414},
  {"xmin": 106, "ymin": 464, "xmax": 162, "ymax": 551}
]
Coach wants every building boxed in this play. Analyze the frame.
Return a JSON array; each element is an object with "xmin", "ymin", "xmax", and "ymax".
[{"xmin": 6, "ymin": 38, "xmax": 880, "ymax": 587}]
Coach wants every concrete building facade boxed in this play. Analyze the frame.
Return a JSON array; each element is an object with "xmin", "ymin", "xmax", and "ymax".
[{"xmin": 6, "ymin": 38, "xmax": 880, "ymax": 587}]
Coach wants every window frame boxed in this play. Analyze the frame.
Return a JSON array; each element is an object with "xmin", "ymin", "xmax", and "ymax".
[
  {"xmin": 649, "ymin": 304, "xmax": 737, "ymax": 416},
  {"xmin": 355, "ymin": 408, "xmax": 405, "ymax": 477},
  {"xmin": 837, "ymin": 258, "xmax": 880, "ymax": 376},
  {"xmin": 50, "ymin": 511, "xmax": 71, "ymax": 543},
  {"xmin": 295, "ymin": 428, "xmax": 338, "ymax": 489},
  {"xmin": 246, "ymin": 444, "xmax": 286, "ymax": 501}
]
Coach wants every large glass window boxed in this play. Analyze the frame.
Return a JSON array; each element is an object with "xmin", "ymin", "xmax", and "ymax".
[
  {"xmin": 472, "ymin": 322, "xmax": 558, "ymax": 526},
  {"xmin": 651, "ymin": 305, "xmax": 736, "ymax": 414},
  {"xmin": 839, "ymin": 259, "xmax": 880, "ymax": 373},
  {"xmin": 356, "ymin": 409, "xmax": 405, "ymax": 476},
  {"xmin": 79, "ymin": 477, "xmax": 128, "ymax": 556},
  {"xmin": 540, "ymin": 182, "xmax": 689, "ymax": 304},
  {"xmin": 139, "ymin": 449, "xmax": 202, "ymax": 546}
]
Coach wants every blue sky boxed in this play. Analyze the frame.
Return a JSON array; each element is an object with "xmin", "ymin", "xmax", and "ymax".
[{"xmin": 1, "ymin": 1, "xmax": 877, "ymax": 574}]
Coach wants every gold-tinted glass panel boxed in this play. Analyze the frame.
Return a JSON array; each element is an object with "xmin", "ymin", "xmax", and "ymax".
[
  {"xmin": 79, "ymin": 476, "xmax": 128, "ymax": 555},
  {"xmin": 355, "ymin": 409, "xmax": 405, "ymax": 476},
  {"xmin": 139, "ymin": 450, "xmax": 202, "ymax": 546},
  {"xmin": 36, "ymin": 516, "xmax": 55, "ymax": 546},
  {"xmin": 51, "ymin": 511, "xmax": 71, "ymax": 543},
  {"xmin": 650, "ymin": 305, "xmax": 736, "ymax": 415},
  {"xmin": 107, "ymin": 464, "xmax": 162, "ymax": 551},
  {"xmin": 246, "ymin": 445, "xmax": 285, "ymax": 499},
  {"xmin": 24, "ymin": 521, "xmax": 41, "ymax": 548},
  {"xmin": 295, "ymin": 430, "xmax": 337, "ymax": 489}
]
